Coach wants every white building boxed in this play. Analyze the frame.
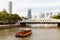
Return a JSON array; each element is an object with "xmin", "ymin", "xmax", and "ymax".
[{"xmin": 39, "ymin": 12, "xmax": 56, "ymax": 18}]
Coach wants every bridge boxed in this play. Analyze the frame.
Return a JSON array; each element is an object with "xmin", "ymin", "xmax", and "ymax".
[{"xmin": 20, "ymin": 18, "xmax": 60, "ymax": 27}]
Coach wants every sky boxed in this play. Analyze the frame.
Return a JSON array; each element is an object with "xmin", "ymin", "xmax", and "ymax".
[{"xmin": 0, "ymin": 0, "xmax": 60, "ymax": 17}]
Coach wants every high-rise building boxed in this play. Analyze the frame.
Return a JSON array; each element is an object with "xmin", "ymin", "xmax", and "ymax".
[
  {"xmin": 46, "ymin": 13, "xmax": 49, "ymax": 16},
  {"xmin": 28, "ymin": 9, "xmax": 32, "ymax": 18},
  {"xmin": 50, "ymin": 12, "xmax": 52, "ymax": 16},
  {"xmin": 40, "ymin": 12, "xmax": 45, "ymax": 18},
  {"xmin": 9, "ymin": 1, "xmax": 12, "ymax": 13}
]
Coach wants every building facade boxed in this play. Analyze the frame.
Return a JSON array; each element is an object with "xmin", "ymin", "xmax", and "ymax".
[
  {"xmin": 9, "ymin": 1, "xmax": 12, "ymax": 13},
  {"xmin": 28, "ymin": 9, "xmax": 32, "ymax": 18}
]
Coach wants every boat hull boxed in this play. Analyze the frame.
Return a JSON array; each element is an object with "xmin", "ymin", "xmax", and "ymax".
[{"xmin": 15, "ymin": 29, "xmax": 32, "ymax": 37}]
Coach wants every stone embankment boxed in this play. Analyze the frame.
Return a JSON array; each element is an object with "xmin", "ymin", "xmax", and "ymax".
[{"xmin": 0, "ymin": 24, "xmax": 20, "ymax": 30}]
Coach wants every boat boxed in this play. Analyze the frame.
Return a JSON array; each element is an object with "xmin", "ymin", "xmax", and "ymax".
[{"xmin": 15, "ymin": 29, "xmax": 32, "ymax": 37}]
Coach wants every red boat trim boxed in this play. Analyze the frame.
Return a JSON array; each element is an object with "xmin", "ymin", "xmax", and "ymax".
[{"xmin": 22, "ymin": 32, "xmax": 31, "ymax": 36}]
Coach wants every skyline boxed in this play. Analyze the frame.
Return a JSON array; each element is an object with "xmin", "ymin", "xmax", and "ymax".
[{"xmin": 0, "ymin": 0, "xmax": 60, "ymax": 17}]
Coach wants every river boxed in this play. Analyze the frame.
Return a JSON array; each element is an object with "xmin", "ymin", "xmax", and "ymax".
[{"xmin": 0, "ymin": 25, "xmax": 60, "ymax": 40}]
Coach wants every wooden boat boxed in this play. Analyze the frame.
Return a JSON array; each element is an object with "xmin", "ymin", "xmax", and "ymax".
[{"xmin": 15, "ymin": 29, "xmax": 32, "ymax": 37}]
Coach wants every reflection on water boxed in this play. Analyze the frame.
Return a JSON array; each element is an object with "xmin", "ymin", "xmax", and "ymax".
[
  {"xmin": 0, "ymin": 26, "xmax": 60, "ymax": 40},
  {"xmin": 27, "ymin": 24, "xmax": 57, "ymax": 27},
  {"xmin": 0, "ymin": 28, "xmax": 19, "ymax": 37}
]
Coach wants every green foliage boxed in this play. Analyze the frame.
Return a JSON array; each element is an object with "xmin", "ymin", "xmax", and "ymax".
[
  {"xmin": 21, "ymin": 16, "xmax": 28, "ymax": 20},
  {"xmin": 0, "ymin": 10, "xmax": 22, "ymax": 24},
  {"xmin": 51, "ymin": 14, "xmax": 60, "ymax": 19}
]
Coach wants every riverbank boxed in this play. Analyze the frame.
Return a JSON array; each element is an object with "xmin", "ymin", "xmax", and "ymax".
[
  {"xmin": 0, "ymin": 24, "xmax": 20, "ymax": 30},
  {"xmin": 0, "ymin": 24, "xmax": 59, "ymax": 30}
]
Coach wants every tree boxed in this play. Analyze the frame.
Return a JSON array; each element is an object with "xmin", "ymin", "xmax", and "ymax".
[
  {"xmin": 0, "ymin": 10, "xmax": 22, "ymax": 24},
  {"xmin": 51, "ymin": 14, "xmax": 60, "ymax": 19}
]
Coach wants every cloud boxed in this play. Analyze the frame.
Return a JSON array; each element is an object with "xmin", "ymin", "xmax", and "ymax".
[
  {"xmin": 0, "ymin": 0, "xmax": 60, "ymax": 16},
  {"xmin": 11, "ymin": 0, "xmax": 60, "ymax": 8}
]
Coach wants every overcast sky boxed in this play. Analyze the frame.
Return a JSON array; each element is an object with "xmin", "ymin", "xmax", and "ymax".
[{"xmin": 0, "ymin": 0, "xmax": 60, "ymax": 17}]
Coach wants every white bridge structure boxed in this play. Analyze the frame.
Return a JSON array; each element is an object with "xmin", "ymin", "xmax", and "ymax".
[{"xmin": 20, "ymin": 18, "xmax": 60, "ymax": 27}]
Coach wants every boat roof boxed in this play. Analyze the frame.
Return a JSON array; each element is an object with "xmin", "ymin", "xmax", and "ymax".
[{"xmin": 22, "ymin": 28, "xmax": 31, "ymax": 30}]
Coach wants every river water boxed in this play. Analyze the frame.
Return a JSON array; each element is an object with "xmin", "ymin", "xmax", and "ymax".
[{"xmin": 0, "ymin": 25, "xmax": 60, "ymax": 40}]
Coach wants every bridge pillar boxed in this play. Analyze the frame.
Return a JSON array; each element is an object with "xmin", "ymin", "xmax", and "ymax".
[
  {"xmin": 20, "ymin": 23, "xmax": 26, "ymax": 27},
  {"xmin": 57, "ymin": 23, "xmax": 60, "ymax": 27}
]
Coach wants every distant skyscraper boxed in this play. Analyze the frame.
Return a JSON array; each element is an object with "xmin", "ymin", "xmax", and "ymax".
[
  {"xmin": 50, "ymin": 12, "xmax": 52, "ymax": 16},
  {"xmin": 40, "ymin": 12, "xmax": 45, "ymax": 18},
  {"xmin": 42, "ymin": 13, "xmax": 45, "ymax": 18},
  {"xmin": 28, "ymin": 9, "xmax": 32, "ymax": 18},
  {"xmin": 46, "ymin": 13, "xmax": 49, "ymax": 16},
  {"xmin": 9, "ymin": 1, "xmax": 12, "ymax": 13}
]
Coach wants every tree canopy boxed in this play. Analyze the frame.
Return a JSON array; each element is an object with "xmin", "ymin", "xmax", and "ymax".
[
  {"xmin": 0, "ymin": 10, "xmax": 22, "ymax": 24},
  {"xmin": 51, "ymin": 14, "xmax": 60, "ymax": 19}
]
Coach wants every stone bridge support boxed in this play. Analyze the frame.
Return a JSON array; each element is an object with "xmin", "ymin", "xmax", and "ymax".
[
  {"xmin": 57, "ymin": 23, "xmax": 60, "ymax": 27},
  {"xmin": 20, "ymin": 23, "xmax": 26, "ymax": 27}
]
